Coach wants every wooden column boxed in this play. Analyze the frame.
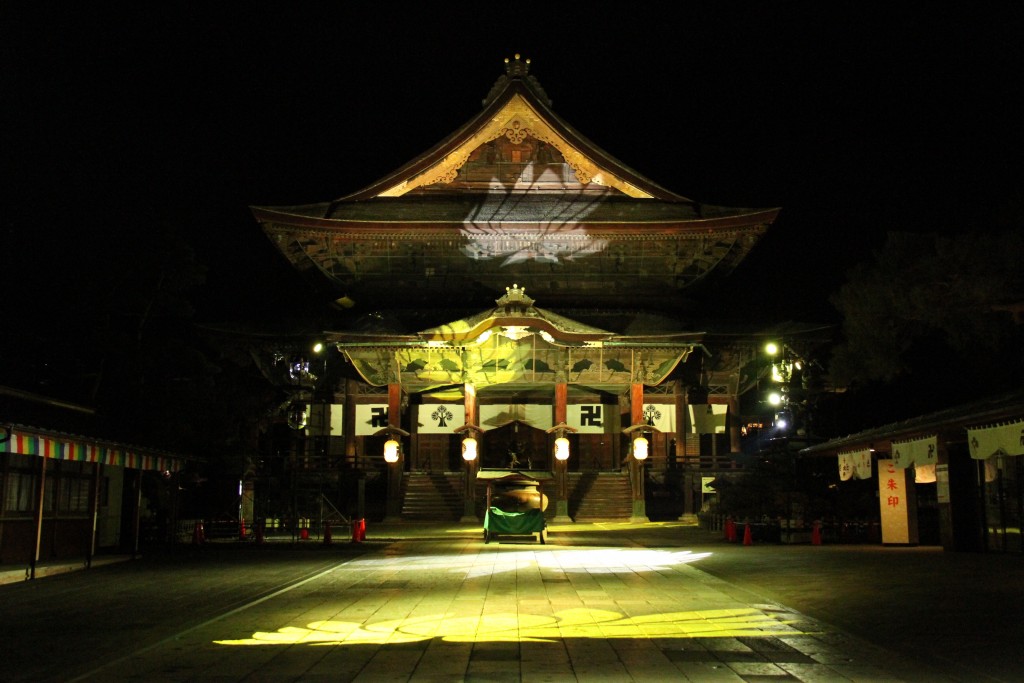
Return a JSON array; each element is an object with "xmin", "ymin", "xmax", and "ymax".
[
  {"xmin": 629, "ymin": 382, "xmax": 647, "ymax": 522},
  {"xmin": 30, "ymin": 455, "xmax": 47, "ymax": 579},
  {"xmin": 87, "ymin": 462, "xmax": 102, "ymax": 568},
  {"xmin": 131, "ymin": 469, "xmax": 143, "ymax": 559},
  {"xmin": 727, "ymin": 395, "xmax": 741, "ymax": 455},
  {"xmin": 385, "ymin": 382, "xmax": 403, "ymax": 520},
  {"xmin": 344, "ymin": 379, "xmax": 357, "ymax": 468},
  {"xmin": 552, "ymin": 382, "xmax": 571, "ymax": 522},
  {"xmin": 461, "ymin": 384, "xmax": 479, "ymax": 521}
]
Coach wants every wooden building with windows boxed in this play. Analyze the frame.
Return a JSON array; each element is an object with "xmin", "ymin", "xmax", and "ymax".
[
  {"xmin": 0, "ymin": 389, "xmax": 190, "ymax": 574},
  {"xmin": 249, "ymin": 55, "xmax": 783, "ymax": 524}
]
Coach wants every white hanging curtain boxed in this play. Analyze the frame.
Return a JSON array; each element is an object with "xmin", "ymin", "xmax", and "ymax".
[
  {"xmin": 967, "ymin": 420, "xmax": 1024, "ymax": 459},
  {"xmin": 642, "ymin": 403, "xmax": 676, "ymax": 432},
  {"xmin": 567, "ymin": 404, "xmax": 606, "ymax": 434},
  {"xmin": 838, "ymin": 452, "xmax": 854, "ymax": 481},
  {"xmin": 891, "ymin": 435, "xmax": 937, "ymax": 469},
  {"xmin": 417, "ymin": 404, "xmax": 465, "ymax": 434},
  {"xmin": 355, "ymin": 404, "xmax": 389, "ymax": 435},
  {"xmin": 479, "ymin": 404, "xmax": 553, "ymax": 431},
  {"xmin": 839, "ymin": 449, "xmax": 872, "ymax": 481},
  {"xmin": 688, "ymin": 404, "xmax": 727, "ymax": 434}
]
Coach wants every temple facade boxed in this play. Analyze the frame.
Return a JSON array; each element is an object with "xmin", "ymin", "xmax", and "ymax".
[{"xmin": 249, "ymin": 56, "xmax": 781, "ymax": 526}]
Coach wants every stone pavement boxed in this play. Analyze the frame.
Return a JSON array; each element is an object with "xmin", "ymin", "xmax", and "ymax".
[{"xmin": 2, "ymin": 521, "xmax": 1021, "ymax": 682}]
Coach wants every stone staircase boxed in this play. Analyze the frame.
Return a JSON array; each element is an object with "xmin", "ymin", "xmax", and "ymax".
[
  {"xmin": 569, "ymin": 472, "xmax": 632, "ymax": 521},
  {"xmin": 401, "ymin": 472, "xmax": 464, "ymax": 521}
]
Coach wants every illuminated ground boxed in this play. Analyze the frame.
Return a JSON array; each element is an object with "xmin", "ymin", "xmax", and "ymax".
[
  {"xmin": 5, "ymin": 521, "xmax": 1010, "ymax": 682},
  {"xmin": 80, "ymin": 523, "xmax": 931, "ymax": 681}
]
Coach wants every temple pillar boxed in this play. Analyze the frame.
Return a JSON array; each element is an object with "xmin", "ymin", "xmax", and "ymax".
[
  {"xmin": 384, "ymin": 382, "xmax": 403, "ymax": 521},
  {"xmin": 629, "ymin": 382, "xmax": 647, "ymax": 522},
  {"xmin": 552, "ymin": 381, "xmax": 571, "ymax": 523},
  {"xmin": 461, "ymin": 384, "xmax": 479, "ymax": 522},
  {"xmin": 30, "ymin": 455, "xmax": 47, "ymax": 579},
  {"xmin": 727, "ymin": 394, "xmax": 741, "ymax": 456},
  {"xmin": 344, "ymin": 379, "xmax": 357, "ymax": 468}
]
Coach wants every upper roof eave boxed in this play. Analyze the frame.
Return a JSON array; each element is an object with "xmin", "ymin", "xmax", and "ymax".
[{"xmin": 249, "ymin": 202, "xmax": 781, "ymax": 231}]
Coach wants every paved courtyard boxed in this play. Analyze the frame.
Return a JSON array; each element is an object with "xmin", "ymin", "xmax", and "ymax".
[{"xmin": 2, "ymin": 521, "xmax": 1021, "ymax": 682}]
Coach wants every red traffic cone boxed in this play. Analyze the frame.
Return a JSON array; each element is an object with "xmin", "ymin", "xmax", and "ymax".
[
  {"xmin": 725, "ymin": 517, "xmax": 736, "ymax": 542},
  {"xmin": 192, "ymin": 520, "xmax": 205, "ymax": 545},
  {"xmin": 743, "ymin": 523, "xmax": 753, "ymax": 546},
  {"xmin": 811, "ymin": 520, "xmax": 822, "ymax": 546},
  {"xmin": 358, "ymin": 518, "xmax": 366, "ymax": 542},
  {"xmin": 351, "ymin": 519, "xmax": 362, "ymax": 544},
  {"xmin": 324, "ymin": 522, "xmax": 332, "ymax": 545},
  {"xmin": 239, "ymin": 516, "xmax": 247, "ymax": 541}
]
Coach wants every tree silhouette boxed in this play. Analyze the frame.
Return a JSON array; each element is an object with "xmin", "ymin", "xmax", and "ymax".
[{"xmin": 826, "ymin": 230, "xmax": 1023, "ymax": 422}]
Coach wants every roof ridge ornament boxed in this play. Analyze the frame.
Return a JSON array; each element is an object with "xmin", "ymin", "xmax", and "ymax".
[
  {"xmin": 505, "ymin": 53, "xmax": 531, "ymax": 77},
  {"xmin": 482, "ymin": 54, "xmax": 553, "ymax": 108},
  {"xmin": 496, "ymin": 283, "xmax": 535, "ymax": 312}
]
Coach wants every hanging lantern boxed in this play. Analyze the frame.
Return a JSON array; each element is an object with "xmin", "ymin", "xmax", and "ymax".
[
  {"xmin": 554, "ymin": 436, "xmax": 570, "ymax": 461},
  {"xmin": 632, "ymin": 436, "xmax": 649, "ymax": 461},
  {"xmin": 384, "ymin": 439, "xmax": 400, "ymax": 463},
  {"xmin": 462, "ymin": 436, "xmax": 478, "ymax": 461},
  {"xmin": 286, "ymin": 403, "xmax": 308, "ymax": 430}
]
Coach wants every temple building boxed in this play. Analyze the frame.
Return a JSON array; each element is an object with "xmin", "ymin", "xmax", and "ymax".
[{"xmin": 248, "ymin": 55, "xmax": 786, "ymax": 526}]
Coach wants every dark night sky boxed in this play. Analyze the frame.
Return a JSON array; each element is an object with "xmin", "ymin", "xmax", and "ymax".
[{"xmin": 5, "ymin": 4, "xmax": 1024, "ymax": 326}]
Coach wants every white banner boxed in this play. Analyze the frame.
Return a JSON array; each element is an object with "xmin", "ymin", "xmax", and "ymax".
[
  {"xmin": 479, "ymin": 404, "xmax": 553, "ymax": 431},
  {"xmin": 968, "ymin": 420, "xmax": 1024, "ymax": 459},
  {"xmin": 839, "ymin": 449, "xmax": 872, "ymax": 481},
  {"xmin": 688, "ymin": 404, "xmax": 727, "ymax": 434},
  {"xmin": 567, "ymin": 404, "xmax": 607, "ymax": 434},
  {"xmin": 891, "ymin": 435, "xmax": 937, "ymax": 469},
  {"xmin": 640, "ymin": 403, "xmax": 675, "ymax": 433},
  {"xmin": 853, "ymin": 450, "xmax": 873, "ymax": 480},
  {"xmin": 355, "ymin": 404, "xmax": 390, "ymax": 435},
  {"xmin": 305, "ymin": 403, "xmax": 344, "ymax": 436},
  {"xmin": 417, "ymin": 404, "xmax": 465, "ymax": 434},
  {"xmin": 838, "ymin": 452, "xmax": 855, "ymax": 481}
]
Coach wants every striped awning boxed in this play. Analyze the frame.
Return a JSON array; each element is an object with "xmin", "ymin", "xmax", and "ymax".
[{"xmin": 1, "ymin": 427, "xmax": 186, "ymax": 472}]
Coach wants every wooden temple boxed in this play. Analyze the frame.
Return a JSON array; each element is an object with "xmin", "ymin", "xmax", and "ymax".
[{"xmin": 250, "ymin": 55, "xmax": 781, "ymax": 524}]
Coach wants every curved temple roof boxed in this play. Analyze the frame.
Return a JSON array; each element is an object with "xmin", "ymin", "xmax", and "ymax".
[{"xmin": 252, "ymin": 55, "xmax": 780, "ymax": 312}]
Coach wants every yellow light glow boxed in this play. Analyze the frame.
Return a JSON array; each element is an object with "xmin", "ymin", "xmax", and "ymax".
[
  {"xmin": 765, "ymin": 342, "xmax": 779, "ymax": 356},
  {"xmin": 462, "ymin": 437, "xmax": 478, "ymax": 461},
  {"xmin": 214, "ymin": 606, "xmax": 800, "ymax": 647},
  {"xmin": 768, "ymin": 392, "xmax": 782, "ymax": 406},
  {"xmin": 384, "ymin": 439, "xmax": 399, "ymax": 463},
  {"xmin": 633, "ymin": 436, "xmax": 648, "ymax": 460},
  {"xmin": 554, "ymin": 436, "xmax": 570, "ymax": 460}
]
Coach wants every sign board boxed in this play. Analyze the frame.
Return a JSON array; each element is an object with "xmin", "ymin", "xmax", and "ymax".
[
  {"xmin": 877, "ymin": 458, "xmax": 919, "ymax": 544},
  {"xmin": 936, "ymin": 463, "xmax": 950, "ymax": 504}
]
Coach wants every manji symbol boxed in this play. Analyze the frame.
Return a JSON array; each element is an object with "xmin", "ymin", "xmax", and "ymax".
[
  {"xmin": 370, "ymin": 407, "xmax": 389, "ymax": 428},
  {"xmin": 580, "ymin": 405, "xmax": 602, "ymax": 427}
]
